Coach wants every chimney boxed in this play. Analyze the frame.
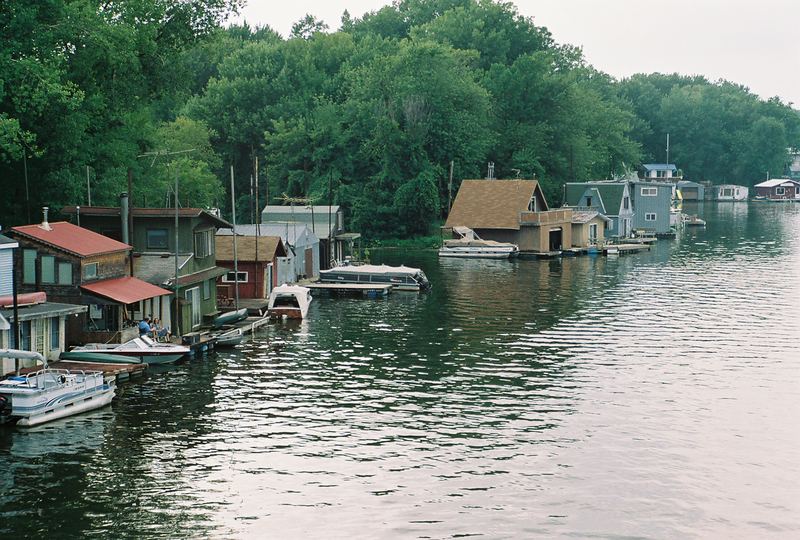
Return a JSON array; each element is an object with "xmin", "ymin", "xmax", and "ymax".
[
  {"xmin": 120, "ymin": 192, "xmax": 130, "ymax": 244},
  {"xmin": 39, "ymin": 207, "xmax": 52, "ymax": 231},
  {"xmin": 76, "ymin": 205, "xmax": 81, "ymax": 227}
]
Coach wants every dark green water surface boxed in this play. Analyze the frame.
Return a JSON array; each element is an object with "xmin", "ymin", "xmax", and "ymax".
[{"xmin": 2, "ymin": 202, "xmax": 799, "ymax": 538}]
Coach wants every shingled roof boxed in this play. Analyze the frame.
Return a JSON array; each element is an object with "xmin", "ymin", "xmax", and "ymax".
[
  {"xmin": 445, "ymin": 180, "xmax": 548, "ymax": 230},
  {"xmin": 11, "ymin": 221, "xmax": 131, "ymax": 257},
  {"xmin": 215, "ymin": 235, "xmax": 286, "ymax": 262}
]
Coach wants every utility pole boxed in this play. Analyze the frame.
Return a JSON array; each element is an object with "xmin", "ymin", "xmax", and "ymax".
[
  {"xmin": 22, "ymin": 150, "xmax": 30, "ymax": 223},
  {"xmin": 86, "ymin": 166, "xmax": 92, "ymax": 206},
  {"xmin": 448, "ymin": 160, "xmax": 454, "ymax": 213}
]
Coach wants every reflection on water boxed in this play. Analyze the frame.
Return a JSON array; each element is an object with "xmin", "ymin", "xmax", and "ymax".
[{"xmin": 1, "ymin": 203, "xmax": 799, "ymax": 538}]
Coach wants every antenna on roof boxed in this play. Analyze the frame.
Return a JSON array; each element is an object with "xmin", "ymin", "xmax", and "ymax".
[
  {"xmin": 511, "ymin": 168, "xmax": 521, "ymax": 179},
  {"xmin": 486, "ymin": 162, "xmax": 495, "ymax": 180}
]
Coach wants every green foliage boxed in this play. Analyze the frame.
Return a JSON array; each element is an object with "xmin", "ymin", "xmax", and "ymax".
[{"xmin": 2, "ymin": 0, "xmax": 798, "ymax": 237}]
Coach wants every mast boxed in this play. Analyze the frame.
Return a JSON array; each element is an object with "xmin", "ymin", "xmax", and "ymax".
[{"xmin": 230, "ymin": 165, "xmax": 240, "ymax": 310}]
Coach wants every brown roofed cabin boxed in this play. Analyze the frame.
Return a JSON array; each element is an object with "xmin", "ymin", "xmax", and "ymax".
[
  {"xmin": 215, "ymin": 235, "xmax": 287, "ymax": 300},
  {"xmin": 444, "ymin": 180, "xmax": 573, "ymax": 254}
]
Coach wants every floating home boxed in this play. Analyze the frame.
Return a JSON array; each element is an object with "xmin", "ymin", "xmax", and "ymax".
[
  {"xmin": 710, "ymin": 184, "xmax": 749, "ymax": 201},
  {"xmin": 261, "ymin": 206, "xmax": 361, "ymax": 269},
  {"xmin": 215, "ymin": 234, "xmax": 287, "ymax": 299},
  {"xmin": 676, "ymin": 180, "xmax": 705, "ymax": 201},
  {"xmin": 8, "ymin": 216, "xmax": 170, "ymax": 346},
  {"xmin": 218, "ymin": 224, "xmax": 319, "ymax": 284},
  {"xmin": 629, "ymin": 181, "xmax": 674, "ymax": 235},
  {"xmin": 564, "ymin": 182, "xmax": 634, "ymax": 238},
  {"xmin": 62, "ymin": 202, "xmax": 231, "ymax": 334},
  {"xmin": 570, "ymin": 211, "xmax": 611, "ymax": 248},
  {"xmin": 445, "ymin": 179, "xmax": 574, "ymax": 255},
  {"xmin": 754, "ymin": 179, "xmax": 800, "ymax": 201}
]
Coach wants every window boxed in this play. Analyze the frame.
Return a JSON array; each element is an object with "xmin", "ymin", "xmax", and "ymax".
[
  {"xmin": 23, "ymin": 249, "xmax": 36, "ymax": 284},
  {"xmin": 586, "ymin": 196, "xmax": 593, "ymax": 207},
  {"xmin": 58, "ymin": 262, "xmax": 72, "ymax": 285},
  {"xmin": 19, "ymin": 320, "xmax": 31, "ymax": 350},
  {"xmin": 41, "ymin": 256, "xmax": 55, "ymax": 284},
  {"xmin": 641, "ymin": 187, "xmax": 658, "ymax": 196},
  {"xmin": 83, "ymin": 262, "xmax": 98, "ymax": 279},
  {"xmin": 223, "ymin": 271, "xmax": 248, "ymax": 283},
  {"xmin": 203, "ymin": 279, "xmax": 211, "ymax": 300},
  {"xmin": 589, "ymin": 223, "xmax": 598, "ymax": 242},
  {"xmin": 722, "ymin": 188, "xmax": 733, "ymax": 198},
  {"xmin": 50, "ymin": 317, "xmax": 60, "ymax": 349},
  {"xmin": 645, "ymin": 213, "xmax": 657, "ymax": 221},
  {"xmin": 776, "ymin": 187, "xmax": 785, "ymax": 195},
  {"xmin": 623, "ymin": 196, "xmax": 630, "ymax": 210},
  {"xmin": 147, "ymin": 228, "xmax": 169, "ymax": 249},
  {"xmin": 194, "ymin": 230, "xmax": 213, "ymax": 258}
]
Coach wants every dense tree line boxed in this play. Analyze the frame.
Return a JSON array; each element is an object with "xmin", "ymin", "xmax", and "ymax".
[{"xmin": 2, "ymin": 0, "xmax": 798, "ymax": 237}]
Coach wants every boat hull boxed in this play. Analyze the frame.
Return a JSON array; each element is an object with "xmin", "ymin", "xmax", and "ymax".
[
  {"xmin": 61, "ymin": 351, "xmax": 141, "ymax": 364},
  {"xmin": 16, "ymin": 387, "xmax": 115, "ymax": 427},
  {"xmin": 438, "ymin": 248, "xmax": 514, "ymax": 259},
  {"xmin": 268, "ymin": 307, "xmax": 304, "ymax": 319}
]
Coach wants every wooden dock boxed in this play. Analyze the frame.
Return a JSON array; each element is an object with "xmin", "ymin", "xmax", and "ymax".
[
  {"xmin": 606, "ymin": 243, "xmax": 652, "ymax": 255},
  {"xmin": 305, "ymin": 282, "xmax": 392, "ymax": 297},
  {"xmin": 20, "ymin": 360, "xmax": 147, "ymax": 381},
  {"xmin": 231, "ymin": 315, "xmax": 271, "ymax": 334}
]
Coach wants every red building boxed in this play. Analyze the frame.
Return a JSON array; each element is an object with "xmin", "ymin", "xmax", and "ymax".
[
  {"xmin": 215, "ymin": 235, "xmax": 287, "ymax": 300},
  {"xmin": 754, "ymin": 178, "xmax": 800, "ymax": 200}
]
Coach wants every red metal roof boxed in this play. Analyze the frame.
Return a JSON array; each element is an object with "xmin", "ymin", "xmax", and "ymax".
[
  {"xmin": 12, "ymin": 221, "xmax": 131, "ymax": 257},
  {"xmin": 80, "ymin": 276, "xmax": 171, "ymax": 304}
]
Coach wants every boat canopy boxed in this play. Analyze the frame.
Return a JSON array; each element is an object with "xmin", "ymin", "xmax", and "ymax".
[{"xmin": 321, "ymin": 264, "xmax": 423, "ymax": 276}]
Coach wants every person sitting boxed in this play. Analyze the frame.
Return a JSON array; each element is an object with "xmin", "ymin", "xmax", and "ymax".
[
  {"xmin": 151, "ymin": 318, "xmax": 171, "ymax": 341},
  {"xmin": 138, "ymin": 316, "xmax": 152, "ymax": 337}
]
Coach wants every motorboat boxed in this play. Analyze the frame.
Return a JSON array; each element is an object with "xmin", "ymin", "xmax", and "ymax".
[
  {"xmin": 683, "ymin": 214, "xmax": 707, "ymax": 227},
  {"xmin": 439, "ymin": 226, "xmax": 518, "ymax": 259},
  {"xmin": 268, "ymin": 285, "xmax": 312, "ymax": 319},
  {"xmin": 0, "ymin": 349, "xmax": 115, "ymax": 427},
  {"xmin": 319, "ymin": 263, "xmax": 431, "ymax": 292},
  {"xmin": 60, "ymin": 350, "xmax": 142, "ymax": 364},
  {"xmin": 212, "ymin": 327, "xmax": 244, "ymax": 347},
  {"xmin": 72, "ymin": 335, "xmax": 188, "ymax": 365}
]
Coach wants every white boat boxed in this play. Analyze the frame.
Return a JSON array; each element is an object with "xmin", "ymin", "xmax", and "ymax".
[
  {"xmin": 268, "ymin": 285, "xmax": 312, "ymax": 319},
  {"xmin": 319, "ymin": 263, "xmax": 431, "ymax": 292},
  {"xmin": 0, "ymin": 350, "xmax": 115, "ymax": 427},
  {"xmin": 73, "ymin": 335, "xmax": 188, "ymax": 365},
  {"xmin": 439, "ymin": 227, "xmax": 518, "ymax": 259}
]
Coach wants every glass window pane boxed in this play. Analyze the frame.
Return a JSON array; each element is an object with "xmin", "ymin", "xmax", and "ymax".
[
  {"xmin": 58, "ymin": 262, "xmax": 72, "ymax": 285},
  {"xmin": 50, "ymin": 317, "xmax": 59, "ymax": 349},
  {"xmin": 41, "ymin": 256, "xmax": 55, "ymax": 283},
  {"xmin": 84, "ymin": 263, "xmax": 98, "ymax": 279},
  {"xmin": 23, "ymin": 249, "xmax": 36, "ymax": 284},
  {"xmin": 147, "ymin": 229, "xmax": 169, "ymax": 249}
]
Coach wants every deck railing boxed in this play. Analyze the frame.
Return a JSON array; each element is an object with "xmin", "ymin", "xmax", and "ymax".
[{"xmin": 519, "ymin": 208, "xmax": 573, "ymax": 225}]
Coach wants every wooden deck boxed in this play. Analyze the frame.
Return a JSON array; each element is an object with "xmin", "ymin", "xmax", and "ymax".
[
  {"xmin": 19, "ymin": 360, "xmax": 147, "ymax": 381},
  {"xmin": 231, "ymin": 316, "xmax": 271, "ymax": 334},
  {"xmin": 305, "ymin": 282, "xmax": 392, "ymax": 297}
]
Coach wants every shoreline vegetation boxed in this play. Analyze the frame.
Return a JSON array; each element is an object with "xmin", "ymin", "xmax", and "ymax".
[{"xmin": 1, "ymin": 0, "xmax": 797, "ymax": 240}]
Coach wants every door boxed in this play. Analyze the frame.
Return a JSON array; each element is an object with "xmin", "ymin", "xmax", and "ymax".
[
  {"xmin": 305, "ymin": 248, "xmax": 313, "ymax": 278},
  {"xmin": 185, "ymin": 287, "xmax": 201, "ymax": 328},
  {"xmin": 588, "ymin": 223, "xmax": 597, "ymax": 244},
  {"xmin": 548, "ymin": 228, "xmax": 562, "ymax": 251}
]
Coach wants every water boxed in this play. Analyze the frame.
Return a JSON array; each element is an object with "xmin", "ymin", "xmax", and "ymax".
[{"xmin": 2, "ymin": 202, "xmax": 799, "ymax": 539}]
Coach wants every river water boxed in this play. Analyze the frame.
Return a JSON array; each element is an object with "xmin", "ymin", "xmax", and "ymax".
[{"xmin": 1, "ymin": 202, "xmax": 799, "ymax": 539}]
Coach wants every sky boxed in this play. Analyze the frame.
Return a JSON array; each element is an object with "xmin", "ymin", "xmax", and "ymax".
[{"xmin": 232, "ymin": 0, "xmax": 800, "ymax": 107}]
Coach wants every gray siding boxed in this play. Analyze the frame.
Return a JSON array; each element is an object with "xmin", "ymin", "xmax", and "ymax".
[
  {"xmin": 631, "ymin": 183, "xmax": 672, "ymax": 233},
  {"xmin": 0, "ymin": 249, "xmax": 13, "ymax": 296}
]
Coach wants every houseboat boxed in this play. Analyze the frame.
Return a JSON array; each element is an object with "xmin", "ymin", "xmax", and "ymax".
[
  {"xmin": 711, "ymin": 184, "xmax": 749, "ymax": 201},
  {"xmin": 439, "ymin": 227, "xmax": 518, "ymax": 259},
  {"xmin": 267, "ymin": 285, "xmax": 312, "ymax": 319},
  {"xmin": 319, "ymin": 264, "xmax": 431, "ymax": 292},
  {"xmin": 0, "ymin": 350, "xmax": 115, "ymax": 427}
]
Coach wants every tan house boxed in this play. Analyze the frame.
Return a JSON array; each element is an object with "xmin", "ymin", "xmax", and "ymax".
[
  {"xmin": 445, "ymin": 179, "xmax": 573, "ymax": 254},
  {"xmin": 571, "ymin": 210, "xmax": 611, "ymax": 248}
]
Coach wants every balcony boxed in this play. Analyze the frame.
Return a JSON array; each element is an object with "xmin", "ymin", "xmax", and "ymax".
[{"xmin": 519, "ymin": 208, "xmax": 573, "ymax": 225}]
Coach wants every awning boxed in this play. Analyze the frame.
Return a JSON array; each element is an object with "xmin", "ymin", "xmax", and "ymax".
[
  {"xmin": 168, "ymin": 266, "xmax": 229, "ymax": 288},
  {"xmin": 80, "ymin": 276, "xmax": 172, "ymax": 305}
]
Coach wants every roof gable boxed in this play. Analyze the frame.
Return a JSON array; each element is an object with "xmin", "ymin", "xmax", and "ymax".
[
  {"xmin": 444, "ymin": 180, "xmax": 546, "ymax": 230},
  {"xmin": 215, "ymin": 235, "xmax": 286, "ymax": 261},
  {"xmin": 11, "ymin": 222, "xmax": 131, "ymax": 257}
]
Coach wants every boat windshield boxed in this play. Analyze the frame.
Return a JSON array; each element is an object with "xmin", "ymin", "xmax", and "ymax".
[{"xmin": 273, "ymin": 295, "xmax": 300, "ymax": 308}]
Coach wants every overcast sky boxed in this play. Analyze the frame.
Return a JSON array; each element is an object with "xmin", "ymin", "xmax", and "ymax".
[{"xmin": 232, "ymin": 0, "xmax": 800, "ymax": 107}]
